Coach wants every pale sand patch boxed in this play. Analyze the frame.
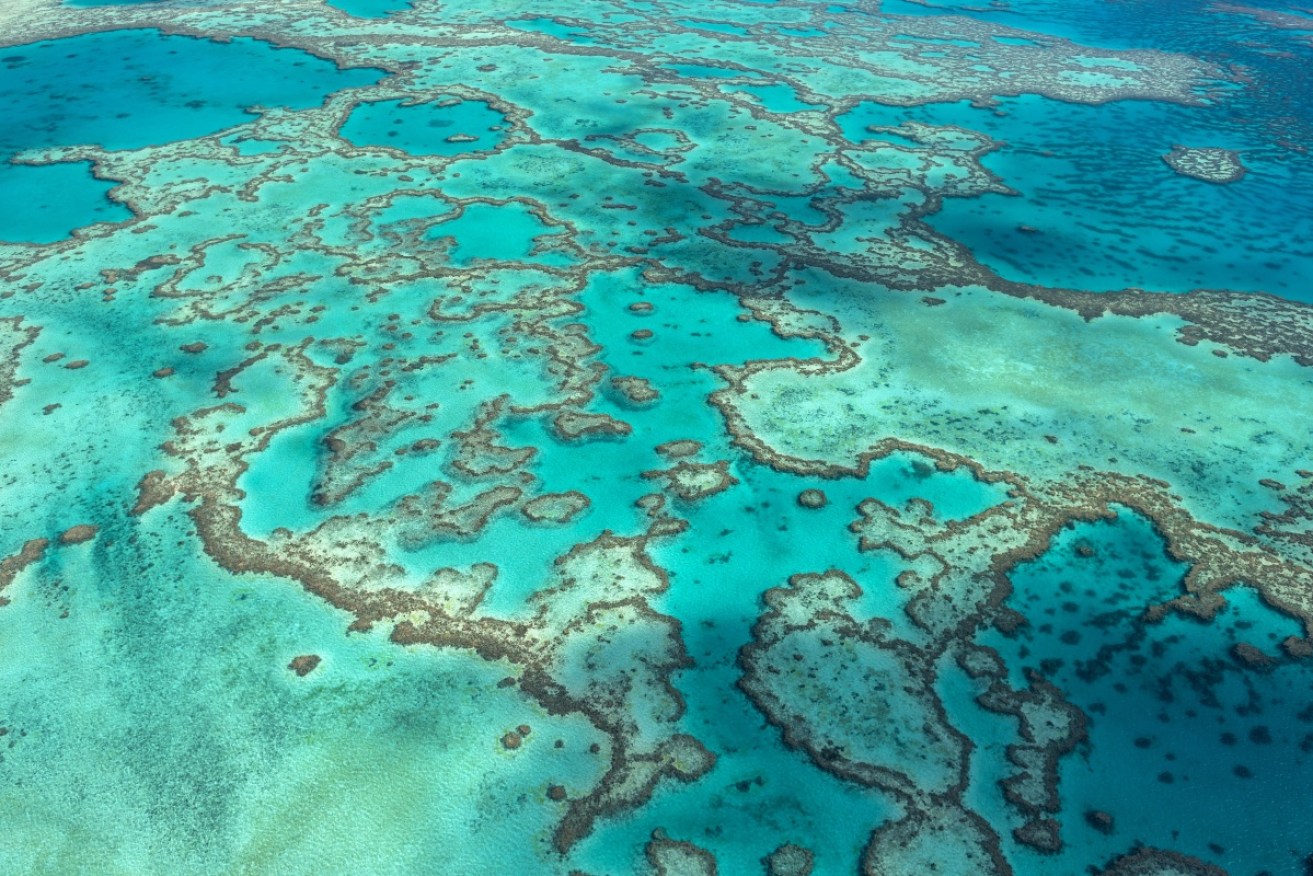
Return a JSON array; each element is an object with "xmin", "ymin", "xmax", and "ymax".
[{"xmin": 0, "ymin": 0, "xmax": 55, "ymax": 40}]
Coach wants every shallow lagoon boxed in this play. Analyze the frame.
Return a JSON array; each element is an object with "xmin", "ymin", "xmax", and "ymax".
[
  {"xmin": 0, "ymin": 29, "xmax": 380, "ymax": 242},
  {"xmin": 327, "ymin": 0, "xmax": 415, "ymax": 18},
  {"xmin": 340, "ymin": 96, "xmax": 509, "ymax": 156},
  {"xmin": 2, "ymin": 0, "xmax": 1312, "ymax": 874}
]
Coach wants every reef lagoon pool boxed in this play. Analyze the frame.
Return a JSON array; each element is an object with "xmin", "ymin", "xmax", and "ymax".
[
  {"xmin": 0, "ymin": 28, "xmax": 381, "ymax": 242},
  {"xmin": 1, "ymin": 1, "xmax": 1312, "ymax": 874}
]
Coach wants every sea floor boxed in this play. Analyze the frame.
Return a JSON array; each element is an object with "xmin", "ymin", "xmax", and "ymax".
[{"xmin": 1, "ymin": 0, "xmax": 1312, "ymax": 874}]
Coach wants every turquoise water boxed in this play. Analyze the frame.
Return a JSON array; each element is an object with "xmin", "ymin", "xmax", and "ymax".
[
  {"xmin": 424, "ymin": 202, "xmax": 577, "ymax": 266},
  {"xmin": 507, "ymin": 18, "xmax": 597, "ymax": 44},
  {"xmin": 3, "ymin": 0, "xmax": 1313, "ymax": 874},
  {"xmin": 723, "ymin": 81, "xmax": 822, "ymax": 113},
  {"xmin": 339, "ymin": 97, "xmax": 508, "ymax": 156},
  {"xmin": 327, "ymin": 0, "xmax": 414, "ymax": 17},
  {"xmin": 839, "ymin": 95, "xmax": 1313, "ymax": 298},
  {"xmin": 0, "ymin": 29, "xmax": 381, "ymax": 242}
]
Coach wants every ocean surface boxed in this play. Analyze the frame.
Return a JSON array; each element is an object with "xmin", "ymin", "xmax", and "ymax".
[{"xmin": 1, "ymin": 0, "xmax": 1311, "ymax": 874}]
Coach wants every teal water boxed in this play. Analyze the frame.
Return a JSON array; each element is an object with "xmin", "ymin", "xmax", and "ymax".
[
  {"xmin": 677, "ymin": 19, "xmax": 751, "ymax": 36},
  {"xmin": 842, "ymin": 0, "xmax": 1313, "ymax": 299},
  {"xmin": 978, "ymin": 510, "xmax": 1312, "ymax": 874},
  {"xmin": 0, "ymin": 29, "xmax": 381, "ymax": 243},
  {"xmin": 425, "ymin": 202, "xmax": 575, "ymax": 266},
  {"xmin": 723, "ymin": 81, "xmax": 822, "ymax": 113},
  {"xmin": 507, "ymin": 18, "xmax": 597, "ymax": 44},
  {"xmin": 0, "ymin": 506, "xmax": 598, "ymax": 874},
  {"xmin": 326, "ymin": 0, "xmax": 414, "ymax": 18},
  {"xmin": 339, "ymin": 97, "xmax": 509, "ymax": 156},
  {"xmin": 839, "ymin": 95, "xmax": 1313, "ymax": 298},
  {"xmin": 64, "ymin": 0, "xmax": 164, "ymax": 5},
  {"xmin": 3, "ymin": 0, "xmax": 1312, "ymax": 874}
]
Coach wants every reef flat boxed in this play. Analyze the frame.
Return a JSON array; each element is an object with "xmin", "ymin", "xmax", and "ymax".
[{"xmin": 1, "ymin": 0, "xmax": 1311, "ymax": 874}]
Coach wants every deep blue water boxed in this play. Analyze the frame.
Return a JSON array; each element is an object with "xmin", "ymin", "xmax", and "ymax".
[
  {"xmin": 979, "ymin": 510, "xmax": 1313, "ymax": 874},
  {"xmin": 835, "ymin": 0, "xmax": 1313, "ymax": 300},
  {"xmin": 839, "ymin": 95, "xmax": 1313, "ymax": 297}
]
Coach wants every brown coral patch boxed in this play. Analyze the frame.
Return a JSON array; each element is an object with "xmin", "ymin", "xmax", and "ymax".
[
  {"xmin": 610, "ymin": 375, "xmax": 660, "ymax": 404},
  {"xmin": 288, "ymin": 654, "xmax": 322, "ymax": 676},
  {"xmin": 1097, "ymin": 847, "xmax": 1228, "ymax": 875},
  {"xmin": 0, "ymin": 538, "xmax": 50, "ymax": 600},
  {"xmin": 1162, "ymin": 145, "xmax": 1247, "ymax": 184},
  {"xmin": 645, "ymin": 829, "xmax": 718, "ymax": 876},
  {"xmin": 643, "ymin": 460, "xmax": 739, "ymax": 502},
  {"xmin": 655, "ymin": 439, "xmax": 701, "ymax": 459},
  {"xmin": 796, "ymin": 488, "xmax": 828, "ymax": 509},
  {"xmin": 522, "ymin": 491, "xmax": 591, "ymax": 525},
  {"xmin": 551, "ymin": 410, "xmax": 633, "ymax": 442},
  {"xmin": 58, "ymin": 524, "xmax": 99, "ymax": 545},
  {"xmin": 765, "ymin": 843, "xmax": 814, "ymax": 876}
]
